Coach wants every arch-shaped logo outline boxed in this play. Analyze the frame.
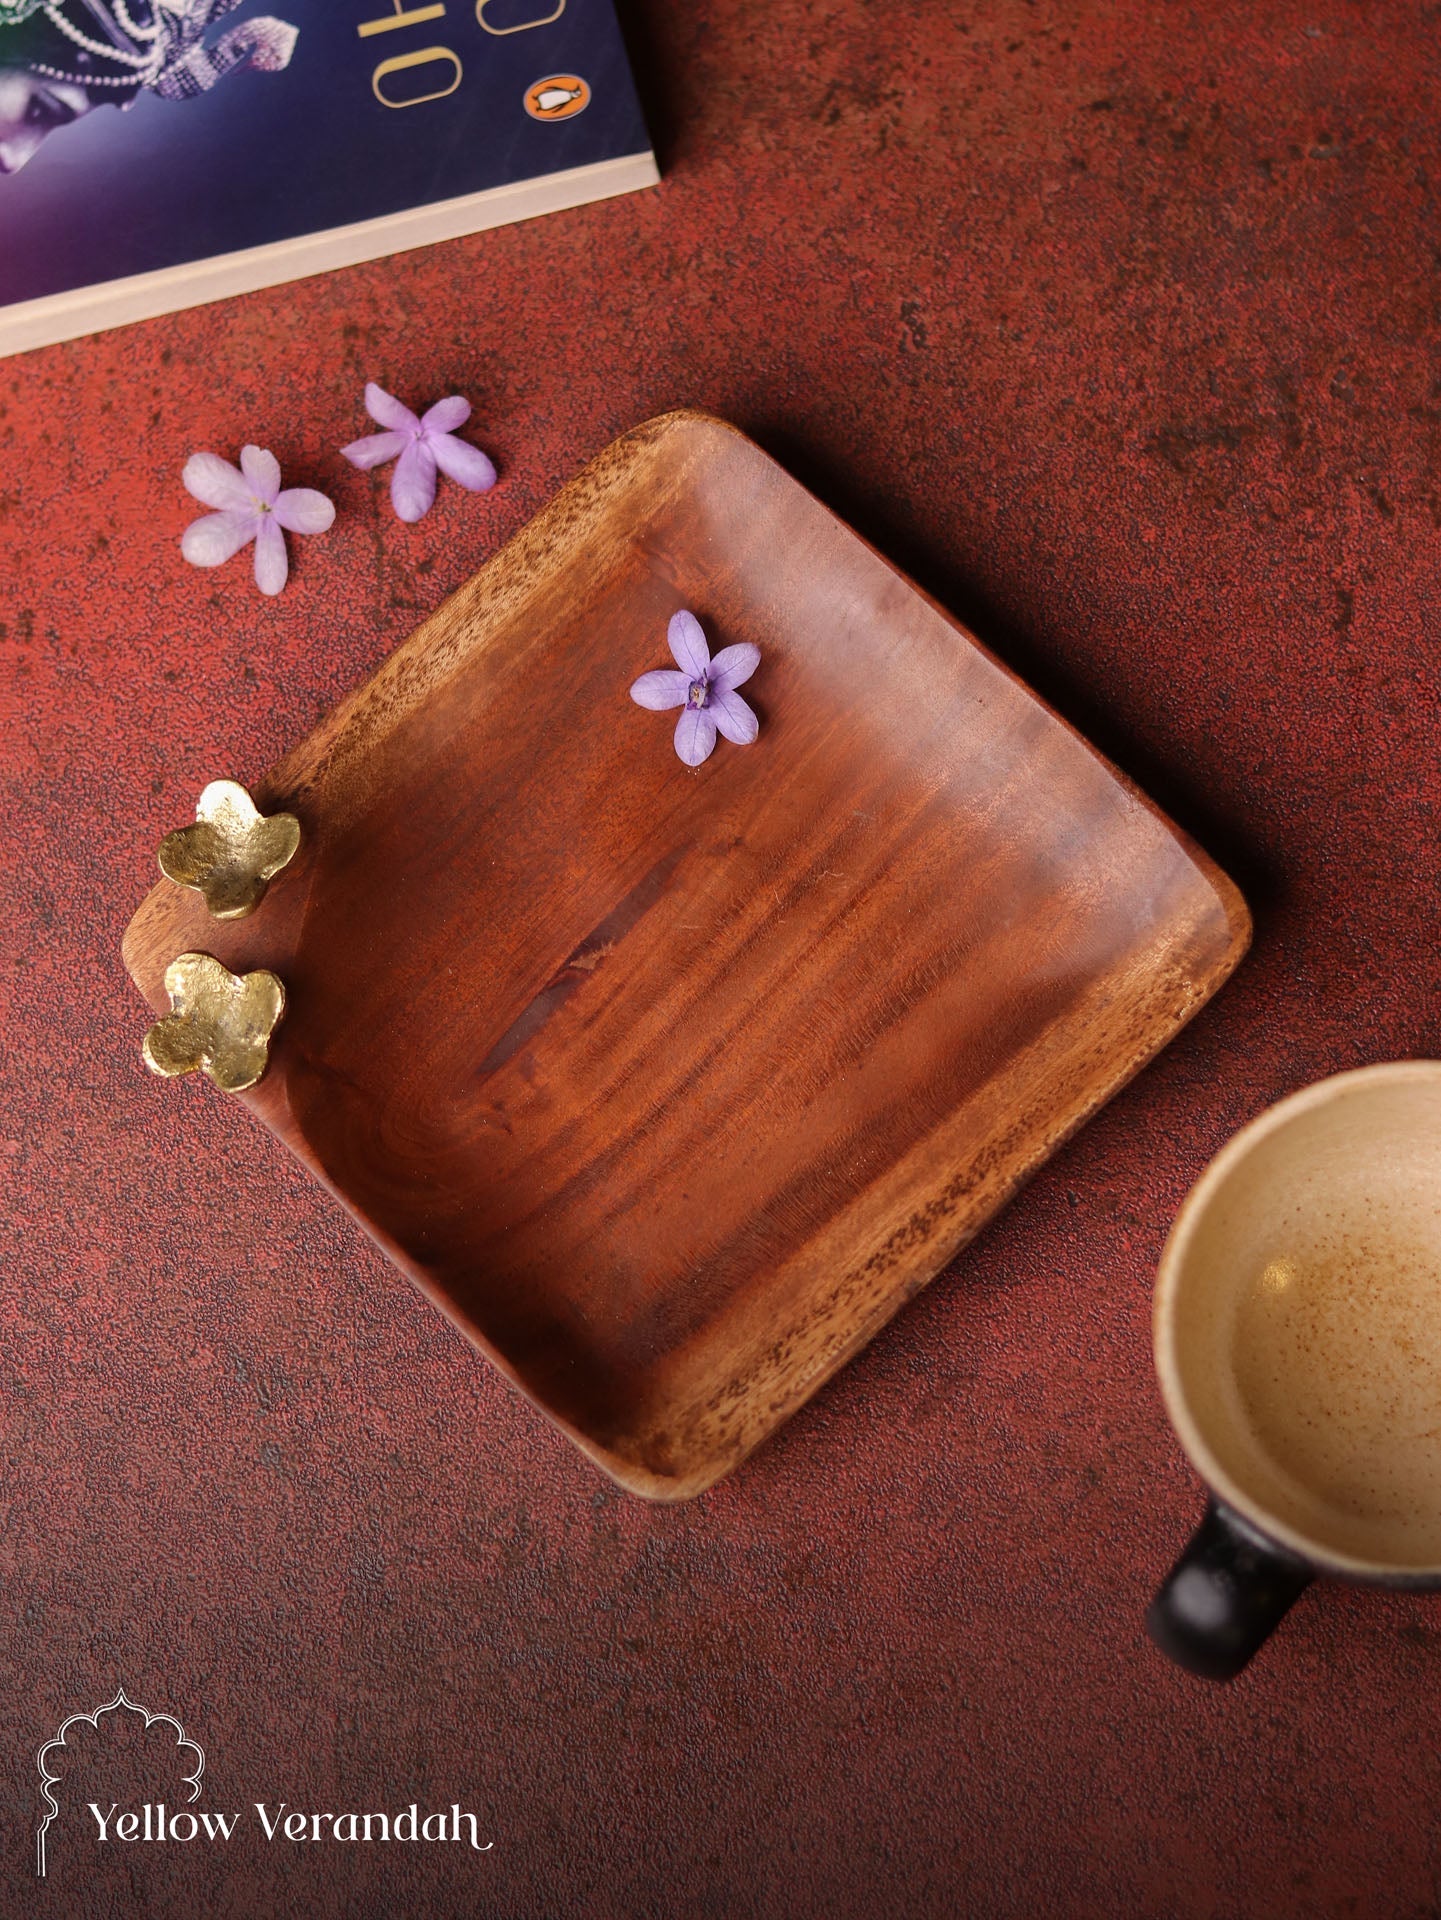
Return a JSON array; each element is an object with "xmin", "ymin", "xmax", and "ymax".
[{"xmin": 35, "ymin": 1689, "xmax": 204, "ymax": 1878}]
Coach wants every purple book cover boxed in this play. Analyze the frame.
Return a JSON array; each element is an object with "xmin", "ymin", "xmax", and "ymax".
[{"xmin": 0, "ymin": 0, "xmax": 654, "ymax": 317}]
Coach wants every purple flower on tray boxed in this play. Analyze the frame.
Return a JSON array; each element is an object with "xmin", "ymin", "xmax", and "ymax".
[
  {"xmin": 180, "ymin": 447, "xmax": 335, "ymax": 596},
  {"xmin": 341, "ymin": 383, "xmax": 498, "ymax": 523},
  {"xmin": 630, "ymin": 611, "xmax": 760, "ymax": 766}
]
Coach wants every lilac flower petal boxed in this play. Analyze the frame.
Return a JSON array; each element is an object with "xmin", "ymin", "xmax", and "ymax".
[
  {"xmin": 674, "ymin": 706, "xmax": 718, "ymax": 766},
  {"xmin": 239, "ymin": 445, "xmax": 281, "ymax": 503},
  {"xmin": 252, "ymin": 515, "xmax": 288, "ymax": 596},
  {"xmin": 182, "ymin": 451, "xmax": 252, "ymax": 511},
  {"xmin": 668, "ymin": 610, "xmax": 710, "ymax": 678},
  {"xmin": 421, "ymin": 394, "xmax": 470, "ymax": 434},
  {"xmin": 709, "ymin": 685, "xmax": 759, "ymax": 746},
  {"xmin": 365, "ymin": 382, "xmax": 421, "ymax": 433},
  {"xmin": 630, "ymin": 668, "xmax": 691, "ymax": 710},
  {"xmin": 341, "ymin": 430, "xmax": 408, "ymax": 471},
  {"xmin": 391, "ymin": 440, "xmax": 438, "ymax": 522},
  {"xmin": 430, "ymin": 432, "xmax": 497, "ymax": 493},
  {"xmin": 180, "ymin": 508, "xmax": 259, "ymax": 568},
  {"xmin": 272, "ymin": 487, "xmax": 336, "ymax": 535},
  {"xmin": 708, "ymin": 642, "xmax": 760, "ymax": 694}
]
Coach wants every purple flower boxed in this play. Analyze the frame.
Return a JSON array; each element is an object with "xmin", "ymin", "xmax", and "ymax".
[
  {"xmin": 630, "ymin": 611, "xmax": 760, "ymax": 766},
  {"xmin": 180, "ymin": 446, "xmax": 335, "ymax": 596},
  {"xmin": 340, "ymin": 383, "xmax": 498, "ymax": 523}
]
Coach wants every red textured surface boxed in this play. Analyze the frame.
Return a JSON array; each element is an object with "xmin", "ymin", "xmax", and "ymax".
[{"xmin": 2, "ymin": 2, "xmax": 1440, "ymax": 1914}]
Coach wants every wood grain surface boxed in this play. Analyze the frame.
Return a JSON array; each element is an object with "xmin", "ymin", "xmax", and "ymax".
[{"xmin": 123, "ymin": 410, "xmax": 1249, "ymax": 1499}]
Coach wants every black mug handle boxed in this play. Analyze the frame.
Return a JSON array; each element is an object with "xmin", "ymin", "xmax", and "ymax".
[{"xmin": 1146, "ymin": 1499, "xmax": 1314, "ymax": 1681}]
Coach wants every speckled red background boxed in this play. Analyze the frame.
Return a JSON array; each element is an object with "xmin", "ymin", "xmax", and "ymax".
[{"xmin": 3, "ymin": 2, "xmax": 1441, "ymax": 1915}]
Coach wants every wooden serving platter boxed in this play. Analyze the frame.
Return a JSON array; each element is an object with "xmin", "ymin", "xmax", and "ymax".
[{"xmin": 124, "ymin": 411, "xmax": 1249, "ymax": 1500}]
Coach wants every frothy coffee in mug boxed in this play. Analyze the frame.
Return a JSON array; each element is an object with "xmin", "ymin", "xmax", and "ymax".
[{"xmin": 1158, "ymin": 1067, "xmax": 1441, "ymax": 1573}]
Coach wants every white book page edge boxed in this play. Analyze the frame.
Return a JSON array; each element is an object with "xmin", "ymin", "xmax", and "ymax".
[{"xmin": 0, "ymin": 150, "xmax": 659, "ymax": 359}]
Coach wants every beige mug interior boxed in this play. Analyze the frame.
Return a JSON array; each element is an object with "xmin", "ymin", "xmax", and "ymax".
[{"xmin": 1155, "ymin": 1062, "xmax": 1441, "ymax": 1577}]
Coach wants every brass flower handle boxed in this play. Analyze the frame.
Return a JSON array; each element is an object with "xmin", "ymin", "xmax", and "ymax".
[
  {"xmin": 142, "ymin": 954, "xmax": 285, "ymax": 1094},
  {"xmin": 158, "ymin": 780, "xmax": 300, "ymax": 920}
]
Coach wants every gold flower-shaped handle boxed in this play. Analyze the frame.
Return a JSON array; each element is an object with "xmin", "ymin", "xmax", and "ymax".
[
  {"xmin": 142, "ymin": 953, "xmax": 286, "ymax": 1094},
  {"xmin": 158, "ymin": 780, "xmax": 300, "ymax": 920}
]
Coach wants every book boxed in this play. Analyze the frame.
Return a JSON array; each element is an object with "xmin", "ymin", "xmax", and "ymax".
[{"xmin": 0, "ymin": 0, "xmax": 656, "ymax": 357}]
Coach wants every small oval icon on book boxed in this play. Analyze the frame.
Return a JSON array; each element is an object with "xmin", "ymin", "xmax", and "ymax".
[{"xmin": 524, "ymin": 75, "xmax": 591, "ymax": 120}]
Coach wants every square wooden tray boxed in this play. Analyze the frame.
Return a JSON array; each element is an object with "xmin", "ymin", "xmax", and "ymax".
[{"xmin": 123, "ymin": 410, "xmax": 1249, "ymax": 1499}]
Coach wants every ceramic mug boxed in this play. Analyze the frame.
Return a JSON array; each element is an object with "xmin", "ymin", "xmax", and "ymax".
[{"xmin": 1147, "ymin": 1061, "xmax": 1441, "ymax": 1681}]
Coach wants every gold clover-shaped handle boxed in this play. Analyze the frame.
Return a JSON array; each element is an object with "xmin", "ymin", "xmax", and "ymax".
[
  {"xmin": 142, "ymin": 953, "xmax": 286, "ymax": 1094},
  {"xmin": 158, "ymin": 780, "xmax": 300, "ymax": 920}
]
